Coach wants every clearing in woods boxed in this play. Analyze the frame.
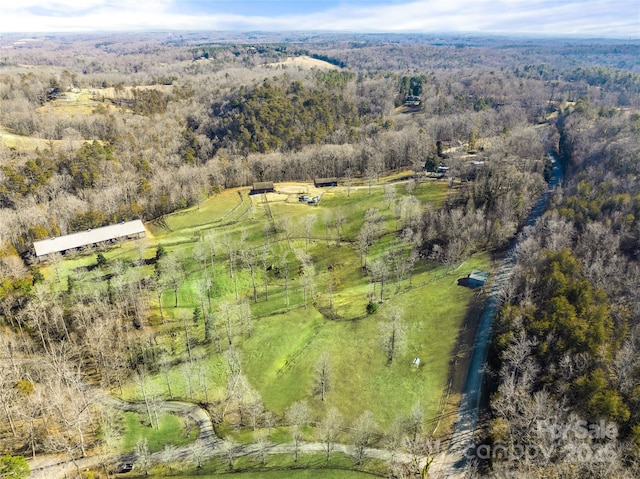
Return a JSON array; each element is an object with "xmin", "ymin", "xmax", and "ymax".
[{"xmin": 42, "ymin": 175, "xmax": 490, "ymax": 461}]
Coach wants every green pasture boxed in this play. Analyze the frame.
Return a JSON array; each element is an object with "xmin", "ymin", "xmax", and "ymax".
[
  {"xmin": 140, "ymin": 452, "xmax": 385, "ymax": 478},
  {"xmin": 121, "ymin": 411, "xmax": 198, "ymax": 453},
  {"xmin": 1, "ymin": 88, "xmax": 113, "ymax": 151},
  {"xmin": 161, "ymin": 189, "xmax": 251, "ymax": 233},
  {"xmin": 130, "ymin": 248, "xmax": 489, "ymax": 428},
  {"xmin": 143, "ymin": 178, "xmax": 447, "ymax": 250},
  {"xmin": 156, "ymin": 472, "xmax": 379, "ymax": 479},
  {"xmin": 41, "ymin": 175, "xmax": 490, "ymax": 439},
  {"xmin": 119, "ymin": 347, "xmax": 229, "ymax": 404},
  {"xmin": 0, "ymin": 126, "xmax": 53, "ymax": 150},
  {"xmin": 35, "ymin": 89, "xmax": 99, "ymax": 116},
  {"xmin": 165, "ymin": 466, "xmax": 380, "ymax": 479},
  {"xmin": 240, "ymin": 253, "xmax": 489, "ymax": 428},
  {"xmin": 318, "ymin": 180, "xmax": 447, "ymax": 238}
]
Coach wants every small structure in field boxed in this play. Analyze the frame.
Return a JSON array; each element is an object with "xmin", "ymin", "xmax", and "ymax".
[
  {"xmin": 405, "ymin": 95, "xmax": 421, "ymax": 106},
  {"xmin": 412, "ymin": 357, "xmax": 421, "ymax": 369},
  {"xmin": 467, "ymin": 270, "xmax": 489, "ymax": 288},
  {"xmin": 314, "ymin": 177, "xmax": 338, "ymax": 188},
  {"xmin": 33, "ymin": 219, "xmax": 146, "ymax": 259},
  {"xmin": 250, "ymin": 182, "xmax": 275, "ymax": 195}
]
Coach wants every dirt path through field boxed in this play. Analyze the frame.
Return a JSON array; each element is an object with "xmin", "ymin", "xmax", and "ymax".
[
  {"xmin": 28, "ymin": 392, "xmax": 216, "ymax": 479},
  {"xmin": 28, "ymin": 390, "xmax": 424, "ymax": 478}
]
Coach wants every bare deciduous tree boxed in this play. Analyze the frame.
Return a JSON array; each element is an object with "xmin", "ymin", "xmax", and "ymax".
[
  {"xmin": 314, "ymin": 352, "xmax": 332, "ymax": 402},
  {"xmin": 344, "ymin": 168, "xmax": 354, "ymax": 197},
  {"xmin": 189, "ymin": 440, "xmax": 208, "ymax": 469},
  {"xmin": 351, "ymin": 410, "xmax": 377, "ymax": 465},
  {"xmin": 334, "ymin": 211, "xmax": 347, "ymax": 246},
  {"xmin": 279, "ymin": 249, "xmax": 291, "ymax": 308},
  {"xmin": 369, "ymin": 257, "xmax": 390, "ymax": 302},
  {"xmin": 220, "ymin": 439, "xmax": 237, "ymax": 471},
  {"xmin": 236, "ymin": 299, "xmax": 253, "ymax": 338},
  {"xmin": 242, "ymin": 248, "xmax": 259, "ymax": 303},
  {"xmin": 158, "ymin": 444, "xmax": 179, "ymax": 474},
  {"xmin": 285, "ymin": 400, "xmax": 310, "ymax": 463},
  {"xmin": 379, "ymin": 306, "xmax": 407, "ymax": 364},
  {"xmin": 260, "ymin": 245, "xmax": 272, "ymax": 302},
  {"xmin": 254, "ymin": 436, "xmax": 270, "ymax": 465},
  {"xmin": 219, "ymin": 301, "xmax": 235, "ymax": 346},
  {"xmin": 133, "ymin": 369, "xmax": 157, "ymax": 429},
  {"xmin": 301, "ymin": 214, "xmax": 316, "ymax": 254},
  {"xmin": 318, "ymin": 407, "xmax": 343, "ymax": 464},
  {"xmin": 134, "ymin": 438, "xmax": 153, "ymax": 475}
]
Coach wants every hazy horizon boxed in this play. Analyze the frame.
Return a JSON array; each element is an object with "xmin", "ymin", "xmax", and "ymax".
[{"xmin": 1, "ymin": 1, "xmax": 638, "ymax": 39}]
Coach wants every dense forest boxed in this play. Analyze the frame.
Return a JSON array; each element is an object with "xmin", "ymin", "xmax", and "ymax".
[
  {"xmin": 0, "ymin": 32, "xmax": 638, "ymax": 478},
  {"xmin": 485, "ymin": 101, "xmax": 640, "ymax": 478}
]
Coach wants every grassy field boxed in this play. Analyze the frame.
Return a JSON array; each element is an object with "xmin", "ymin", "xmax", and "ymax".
[
  {"xmin": 35, "ymin": 88, "xmax": 103, "ymax": 115},
  {"xmin": 44, "ymin": 175, "xmax": 489, "ymax": 453},
  {"xmin": 131, "ymin": 452, "xmax": 385, "ymax": 478},
  {"xmin": 121, "ymin": 411, "xmax": 199, "ymax": 453},
  {"xmin": 0, "ymin": 84, "xmax": 175, "ymax": 152},
  {"xmin": 143, "ymin": 469, "xmax": 381, "ymax": 479},
  {"xmin": 0, "ymin": 125, "xmax": 54, "ymax": 150},
  {"xmin": 239, "ymin": 253, "xmax": 488, "ymax": 427},
  {"xmin": 0, "ymin": 88, "xmax": 113, "ymax": 150}
]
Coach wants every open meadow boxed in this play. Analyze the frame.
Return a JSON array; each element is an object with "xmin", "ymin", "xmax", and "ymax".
[{"xmin": 42, "ymin": 174, "xmax": 491, "ymax": 458}]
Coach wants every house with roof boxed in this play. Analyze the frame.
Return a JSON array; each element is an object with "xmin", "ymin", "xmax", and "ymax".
[{"xmin": 404, "ymin": 95, "xmax": 421, "ymax": 106}]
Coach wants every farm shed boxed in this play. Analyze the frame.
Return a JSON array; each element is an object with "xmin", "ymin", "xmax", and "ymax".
[
  {"xmin": 250, "ymin": 182, "xmax": 275, "ymax": 194},
  {"xmin": 314, "ymin": 177, "xmax": 338, "ymax": 188},
  {"xmin": 405, "ymin": 95, "xmax": 421, "ymax": 106},
  {"xmin": 467, "ymin": 270, "xmax": 489, "ymax": 288},
  {"xmin": 33, "ymin": 220, "xmax": 146, "ymax": 259}
]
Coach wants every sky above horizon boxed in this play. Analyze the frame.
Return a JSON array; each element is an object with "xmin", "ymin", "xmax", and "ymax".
[{"xmin": 1, "ymin": 1, "xmax": 638, "ymax": 38}]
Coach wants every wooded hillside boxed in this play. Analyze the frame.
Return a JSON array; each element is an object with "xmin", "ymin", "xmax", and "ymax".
[{"xmin": 0, "ymin": 32, "xmax": 638, "ymax": 478}]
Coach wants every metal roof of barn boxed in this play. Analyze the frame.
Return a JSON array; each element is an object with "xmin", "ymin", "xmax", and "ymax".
[
  {"xmin": 252, "ymin": 182, "xmax": 274, "ymax": 190},
  {"xmin": 33, "ymin": 219, "xmax": 146, "ymax": 257},
  {"xmin": 468, "ymin": 269, "xmax": 489, "ymax": 282},
  {"xmin": 314, "ymin": 177, "xmax": 338, "ymax": 184}
]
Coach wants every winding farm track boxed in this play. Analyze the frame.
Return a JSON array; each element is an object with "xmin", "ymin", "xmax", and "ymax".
[
  {"xmin": 28, "ymin": 390, "xmax": 416, "ymax": 478},
  {"xmin": 430, "ymin": 153, "xmax": 564, "ymax": 478},
  {"xmin": 28, "ymin": 394, "xmax": 217, "ymax": 479}
]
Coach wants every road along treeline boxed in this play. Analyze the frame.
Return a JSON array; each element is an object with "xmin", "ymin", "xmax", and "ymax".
[{"xmin": 485, "ymin": 103, "xmax": 640, "ymax": 478}]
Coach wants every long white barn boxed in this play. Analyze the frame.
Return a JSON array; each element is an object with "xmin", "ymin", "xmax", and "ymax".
[{"xmin": 33, "ymin": 219, "xmax": 146, "ymax": 258}]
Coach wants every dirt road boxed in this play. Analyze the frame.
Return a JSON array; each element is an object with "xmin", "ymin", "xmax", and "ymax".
[{"xmin": 431, "ymin": 153, "xmax": 564, "ymax": 478}]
